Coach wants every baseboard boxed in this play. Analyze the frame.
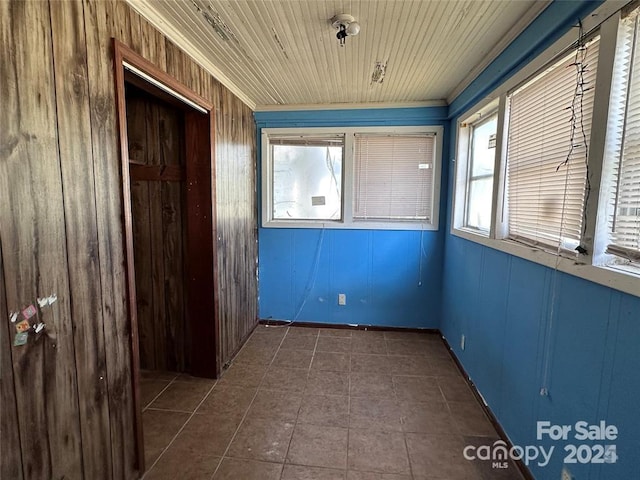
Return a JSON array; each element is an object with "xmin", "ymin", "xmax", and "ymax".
[
  {"xmin": 258, "ymin": 318, "xmax": 439, "ymax": 334},
  {"xmin": 440, "ymin": 336, "xmax": 535, "ymax": 480}
]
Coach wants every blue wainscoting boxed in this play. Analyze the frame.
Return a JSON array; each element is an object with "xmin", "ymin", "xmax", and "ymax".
[{"xmin": 441, "ymin": 1, "xmax": 639, "ymax": 478}]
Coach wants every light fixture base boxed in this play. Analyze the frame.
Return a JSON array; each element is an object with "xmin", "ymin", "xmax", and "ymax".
[{"xmin": 331, "ymin": 14, "xmax": 355, "ymax": 29}]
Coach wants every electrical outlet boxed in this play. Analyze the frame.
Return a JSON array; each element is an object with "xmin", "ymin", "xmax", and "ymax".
[
  {"xmin": 338, "ymin": 293, "xmax": 346, "ymax": 306},
  {"xmin": 561, "ymin": 467, "xmax": 572, "ymax": 480},
  {"xmin": 461, "ymin": 334, "xmax": 466, "ymax": 350}
]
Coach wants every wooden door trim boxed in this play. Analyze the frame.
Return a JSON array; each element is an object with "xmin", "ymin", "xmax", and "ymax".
[{"xmin": 112, "ymin": 39, "xmax": 219, "ymax": 475}]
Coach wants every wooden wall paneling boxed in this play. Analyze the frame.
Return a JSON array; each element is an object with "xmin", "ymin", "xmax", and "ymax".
[
  {"xmin": 83, "ymin": 1, "xmax": 138, "ymax": 477},
  {"xmin": 145, "ymin": 102, "xmax": 169, "ymax": 371},
  {"xmin": 0, "ymin": 248, "xmax": 24, "ymax": 480},
  {"xmin": 114, "ymin": 0, "xmax": 132, "ymax": 47},
  {"xmin": 159, "ymin": 105, "xmax": 187, "ymax": 371},
  {"xmin": 0, "ymin": 1, "xmax": 83, "ymax": 478},
  {"xmin": 184, "ymin": 111, "xmax": 218, "ymax": 378},
  {"xmin": 49, "ymin": 1, "xmax": 114, "ymax": 478},
  {"xmin": 139, "ymin": 15, "xmax": 167, "ymax": 72},
  {"xmin": 128, "ymin": 97, "xmax": 155, "ymax": 370}
]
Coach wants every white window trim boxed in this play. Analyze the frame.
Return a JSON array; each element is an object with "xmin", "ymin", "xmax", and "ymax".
[
  {"xmin": 450, "ymin": 1, "xmax": 640, "ymax": 299},
  {"xmin": 262, "ymin": 125, "xmax": 443, "ymax": 231}
]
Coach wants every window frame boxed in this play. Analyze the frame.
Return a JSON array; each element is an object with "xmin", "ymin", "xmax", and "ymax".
[
  {"xmin": 262, "ymin": 125, "xmax": 443, "ymax": 230},
  {"xmin": 451, "ymin": 2, "xmax": 640, "ymax": 298}
]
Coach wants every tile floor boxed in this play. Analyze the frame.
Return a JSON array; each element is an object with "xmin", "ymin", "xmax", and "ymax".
[{"xmin": 140, "ymin": 325, "xmax": 524, "ymax": 480}]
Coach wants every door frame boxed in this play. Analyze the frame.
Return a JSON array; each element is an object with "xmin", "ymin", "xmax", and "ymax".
[{"xmin": 112, "ymin": 39, "xmax": 219, "ymax": 474}]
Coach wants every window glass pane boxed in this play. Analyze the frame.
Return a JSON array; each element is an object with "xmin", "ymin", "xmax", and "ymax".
[
  {"xmin": 272, "ymin": 144, "xmax": 343, "ymax": 220},
  {"xmin": 466, "ymin": 177, "xmax": 493, "ymax": 231},
  {"xmin": 470, "ymin": 115, "xmax": 497, "ymax": 177}
]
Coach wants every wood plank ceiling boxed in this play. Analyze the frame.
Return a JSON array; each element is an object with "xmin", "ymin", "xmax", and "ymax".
[{"xmin": 128, "ymin": 0, "xmax": 549, "ymax": 109}]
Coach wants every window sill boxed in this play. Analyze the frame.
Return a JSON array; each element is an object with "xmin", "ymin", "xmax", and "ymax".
[
  {"xmin": 263, "ymin": 219, "xmax": 438, "ymax": 231},
  {"xmin": 450, "ymin": 228, "xmax": 640, "ymax": 298}
]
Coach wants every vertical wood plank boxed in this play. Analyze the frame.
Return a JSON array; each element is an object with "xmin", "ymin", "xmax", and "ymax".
[
  {"xmin": 0, "ymin": 1, "xmax": 83, "ymax": 478},
  {"xmin": 0, "ymin": 247, "xmax": 24, "ymax": 480},
  {"xmin": 83, "ymin": 0, "xmax": 138, "ymax": 477},
  {"xmin": 49, "ymin": 2, "xmax": 114, "ymax": 478}
]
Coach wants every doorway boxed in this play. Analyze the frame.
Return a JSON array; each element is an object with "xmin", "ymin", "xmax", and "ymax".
[{"xmin": 113, "ymin": 40, "xmax": 219, "ymax": 474}]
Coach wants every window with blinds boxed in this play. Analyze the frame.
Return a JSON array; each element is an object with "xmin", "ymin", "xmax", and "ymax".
[
  {"xmin": 353, "ymin": 134, "xmax": 435, "ymax": 221},
  {"xmin": 506, "ymin": 37, "xmax": 600, "ymax": 251},
  {"xmin": 603, "ymin": 9, "xmax": 640, "ymax": 264}
]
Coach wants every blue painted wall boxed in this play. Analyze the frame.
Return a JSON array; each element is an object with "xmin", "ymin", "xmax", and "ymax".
[
  {"xmin": 442, "ymin": 1, "xmax": 640, "ymax": 478},
  {"xmin": 256, "ymin": 107, "xmax": 449, "ymax": 327}
]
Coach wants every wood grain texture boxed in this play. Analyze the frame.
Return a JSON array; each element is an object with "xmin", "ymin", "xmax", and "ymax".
[
  {"xmin": 83, "ymin": 0, "xmax": 139, "ymax": 477},
  {"xmin": 0, "ymin": 1, "xmax": 83, "ymax": 478},
  {"xmin": 2, "ymin": 0, "xmax": 257, "ymax": 476},
  {"xmin": 49, "ymin": 2, "xmax": 114, "ymax": 478},
  {"xmin": 0, "ymin": 246, "xmax": 23, "ymax": 480}
]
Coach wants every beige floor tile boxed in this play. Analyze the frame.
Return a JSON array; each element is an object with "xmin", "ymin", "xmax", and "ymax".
[
  {"xmin": 196, "ymin": 384, "xmax": 256, "ymax": 419},
  {"xmin": 281, "ymin": 465, "xmax": 346, "ymax": 480},
  {"xmin": 398, "ymin": 401, "xmax": 456, "ymax": 434},
  {"xmin": 262, "ymin": 366, "xmax": 309, "ymax": 393},
  {"xmin": 319, "ymin": 328, "xmax": 352, "ymax": 337},
  {"xmin": 346, "ymin": 471, "xmax": 411, "ymax": 480},
  {"xmin": 281, "ymin": 334, "xmax": 318, "ymax": 351},
  {"xmin": 169, "ymin": 413, "xmax": 240, "ymax": 456},
  {"xmin": 448, "ymin": 401, "xmax": 497, "ymax": 436},
  {"xmin": 386, "ymin": 339, "xmax": 428, "ymax": 356},
  {"xmin": 144, "ymin": 444, "xmax": 219, "ymax": 480},
  {"xmin": 142, "ymin": 409, "xmax": 190, "ymax": 466},
  {"xmin": 312, "ymin": 352, "xmax": 350, "ymax": 372},
  {"xmin": 298, "ymin": 394, "xmax": 349, "ymax": 427},
  {"xmin": 383, "ymin": 331, "xmax": 434, "ymax": 341},
  {"xmin": 233, "ymin": 346, "xmax": 278, "ymax": 365},
  {"xmin": 350, "ymin": 354, "xmax": 391, "ymax": 374},
  {"xmin": 349, "ymin": 396, "xmax": 403, "ymax": 432},
  {"xmin": 405, "ymin": 433, "xmax": 483, "ymax": 479},
  {"xmin": 141, "ymin": 379, "xmax": 171, "ymax": 409},
  {"xmin": 287, "ymin": 326, "xmax": 320, "ymax": 337},
  {"xmin": 429, "ymin": 357, "xmax": 460, "ymax": 377},
  {"xmin": 347, "ymin": 429, "xmax": 410, "ymax": 474},
  {"xmin": 437, "ymin": 375, "xmax": 477, "ymax": 402},
  {"xmin": 387, "ymin": 355, "xmax": 431, "ymax": 376},
  {"xmin": 287, "ymin": 424, "xmax": 348, "ymax": 469},
  {"xmin": 246, "ymin": 389, "xmax": 302, "ymax": 422},
  {"xmin": 305, "ymin": 371, "xmax": 350, "ymax": 396},
  {"xmin": 351, "ymin": 337, "xmax": 387, "ymax": 355},
  {"xmin": 227, "ymin": 416, "xmax": 294, "ymax": 462},
  {"xmin": 350, "ymin": 373, "xmax": 394, "ymax": 397},
  {"xmin": 272, "ymin": 349, "xmax": 314, "ymax": 369},
  {"xmin": 213, "ymin": 458, "xmax": 282, "ymax": 480},
  {"xmin": 149, "ymin": 380, "xmax": 213, "ymax": 412},
  {"xmin": 316, "ymin": 336, "xmax": 352, "ymax": 353},
  {"xmin": 218, "ymin": 362, "xmax": 267, "ymax": 388},
  {"xmin": 393, "ymin": 376, "xmax": 444, "ymax": 403}
]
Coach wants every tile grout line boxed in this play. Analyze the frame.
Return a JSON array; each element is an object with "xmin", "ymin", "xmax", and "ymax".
[
  {"xmin": 141, "ymin": 373, "xmax": 179, "ymax": 412},
  {"xmin": 141, "ymin": 376, "xmax": 219, "ymax": 478},
  {"xmin": 209, "ymin": 326, "xmax": 291, "ymax": 480},
  {"xmin": 279, "ymin": 329, "xmax": 320, "ymax": 480}
]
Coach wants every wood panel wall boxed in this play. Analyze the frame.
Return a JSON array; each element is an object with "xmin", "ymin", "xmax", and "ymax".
[
  {"xmin": 0, "ymin": 1, "xmax": 258, "ymax": 478},
  {"xmin": 127, "ymin": 90, "xmax": 189, "ymax": 373}
]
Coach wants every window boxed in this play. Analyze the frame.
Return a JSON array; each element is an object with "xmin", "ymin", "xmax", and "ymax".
[
  {"xmin": 452, "ymin": 101, "xmax": 499, "ymax": 235},
  {"xmin": 262, "ymin": 126, "xmax": 443, "ymax": 230},
  {"xmin": 269, "ymin": 135, "xmax": 343, "ymax": 221},
  {"xmin": 600, "ymin": 7, "xmax": 640, "ymax": 267},
  {"xmin": 353, "ymin": 134, "xmax": 435, "ymax": 222},
  {"xmin": 451, "ymin": 2, "xmax": 640, "ymax": 295},
  {"xmin": 505, "ymin": 37, "xmax": 599, "ymax": 252}
]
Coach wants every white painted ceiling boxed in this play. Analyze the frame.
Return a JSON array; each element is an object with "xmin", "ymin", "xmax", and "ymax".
[{"xmin": 129, "ymin": 0, "xmax": 550, "ymax": 110}]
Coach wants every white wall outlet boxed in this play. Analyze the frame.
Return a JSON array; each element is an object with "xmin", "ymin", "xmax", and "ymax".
[
  {"xmin": 461, "ymin": 334, "xmax": 466, "ymax": 350},
  {"xmin": 338, "ymin": 293, "xmax": 346, "ymax": 306}
]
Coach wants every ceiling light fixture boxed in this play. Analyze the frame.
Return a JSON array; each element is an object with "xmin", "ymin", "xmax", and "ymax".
[{"xmin": 331, "ymin": 14, "xmax": 360, "ymax": 47}]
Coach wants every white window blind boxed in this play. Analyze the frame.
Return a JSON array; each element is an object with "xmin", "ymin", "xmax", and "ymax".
[
  {"xmin": 604, "ymin": 10, "xmax": 640, "ymax": 263},
  {"xmin": 506, "ymin": 37, "xmax": 600, "ymax": 251},
  {"xmin": 353, "ymin": 134, "xmax": 434, "ymax": 221}
]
